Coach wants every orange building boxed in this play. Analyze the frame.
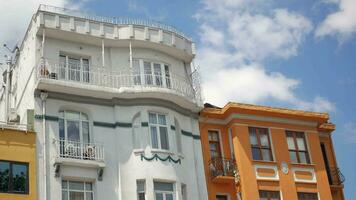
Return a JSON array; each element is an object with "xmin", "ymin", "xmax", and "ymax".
[{"xmin": 199, "ymin": 102, "xmax": 345, "ymax": 200}]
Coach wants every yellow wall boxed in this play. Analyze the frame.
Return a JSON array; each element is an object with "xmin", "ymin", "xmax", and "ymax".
[
  {"xmin": 200, "ymin": 105, "xmax": 344, "ymax": 200},
  {"xmin": 0, "ymin": 128, "xmax": 36, "ymax": 200}
]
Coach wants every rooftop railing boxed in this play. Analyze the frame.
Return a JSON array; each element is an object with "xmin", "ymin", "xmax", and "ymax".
[
  {"xmin": 36, "ymin": 59, "xmax": 202, "ymax": 104},
  {"xmin": 38, "ymin": 4, "xmax": 191, "ymax": 41}
]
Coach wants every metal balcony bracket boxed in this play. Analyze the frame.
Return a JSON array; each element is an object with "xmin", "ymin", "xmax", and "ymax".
[{"xmin": 97, "ymin": 167, "xmax": 104, "ymax": 181}]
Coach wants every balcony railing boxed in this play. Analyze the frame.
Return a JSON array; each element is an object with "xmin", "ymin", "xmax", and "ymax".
[
  {"xmin": 328, "ymin": 167, "xmax": 345, "ymax": 185},
  {"xmin": 37, "ymin": 59, "xmax": 202, "ymax": 103},
  {"xmin": 56, "ymin": 139, "xmax": 105, "ymax": 162},
  {"xmin": 208, "ymin": 157, "xmax": 237, "ymax": 179}
]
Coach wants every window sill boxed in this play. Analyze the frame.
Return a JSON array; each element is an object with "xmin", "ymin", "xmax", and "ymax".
[
  {"xmin": 290, "ymin": 163, "xmax": 315, "ymax": 167},
  {"xmin": 151, "ymin": 149, "xmax": 175, "ymax": 155},
  {"xmin": 252, "ymin": 160, "xmax": 277, "ymax": 165},
  {"xmin": 133, "ymin": 149, "xmax": 145, "ymax": 155}
]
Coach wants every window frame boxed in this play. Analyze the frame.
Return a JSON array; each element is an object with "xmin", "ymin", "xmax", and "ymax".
[
  {"xmin": 149, "ymin": 112, "xmax": 170, "ymax": 150},
  {"xmin": 59, "ymin": 54, "xmax": 90, "ymax": 83},
  {"xmin": 0, "ymin": 160, "xmax": 29, "ymax": 195},
  {"xmin": 61, "ymin": 180, "xmax": 94, "ymax": 200},
  {"xmin": 153, "ymin": 181, "xmax": 175, "ymax": 200},
  {"xmin": 59, "ymin": 110, "xmax": 91, "ymax": 144},
  {"xmin": 248, "ymin": 127, "xmax": 274, "ymax": 161},
  {"xmin": 133, "ymin": 59, "xmax": 171, "ymax": 88},
  {"xmin": 259, "ymin": 190, "xmax": 281, "ymax": 200},
  {"xmin": 286, "ymin": 131, "xmax": 311, "ymax": 164},
  {"xmin": 208, "ymin": 130, "xmax": 223, "ymax": 159},
  {"xmin": 297, "ymin": 192, "xmax": 319, "ymax": 200},
  {"xmin": 136, "ymin": 180, "xmax": 146, "ymax": 200}
]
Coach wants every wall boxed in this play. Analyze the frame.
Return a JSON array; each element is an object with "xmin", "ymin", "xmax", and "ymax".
[{"xmin": 0, "ymin": 129, "xmax": 36, "ymax": 200}]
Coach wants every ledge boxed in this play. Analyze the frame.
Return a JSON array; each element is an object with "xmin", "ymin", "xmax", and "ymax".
[{"xmin": 55, "ymin": 157, "xmax": 105, "ymax": 168}]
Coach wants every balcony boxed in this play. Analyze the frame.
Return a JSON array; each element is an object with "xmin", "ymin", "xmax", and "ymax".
[
  {"xmin": 36, "ymin": 59, "xmax": 202, "ymax": 109},
  {"xmin": 208, "ymin": 157, "xmax": 238, "ymax": 184},
  {"xmin": 328, "ymin": 167, "xmax": 345, "ymax": 186}
]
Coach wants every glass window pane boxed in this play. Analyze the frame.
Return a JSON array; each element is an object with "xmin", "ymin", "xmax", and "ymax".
[
  {"xmin": 296, "ymin": 137, "xmax": 306, "ymax": 151},
  {"xmin": 298, "ymin": 152, "xmax": 310, "ymax": 164},
  {"xmin": 85, "ymin": 182, "xmax": 92, "ymax": 191},
  {"xmin": 59, "ymin": 119, "xmax": 65, "ymax": 139},
  {"xmin": 287, "ymin": 136, "xmax": 296, "ymax": 150},
  {"xmin": 166, "ymin": 193, "xmax": 173, "ymax": 200},
  {"xmin": 59, "ymin": 56, "xmax": 66, "ymax": 79},
  {"xmin": 62, "ymin": 180, "xmax": 68, "ymax": 189},
  {"xmin": 151, "ymin": 127, "xmax": 158, "ymax": 149},
  {"xmin": 138, "ymin": 193, "xmax": 145, "ymax": 200},
  {"xmin": 208, "ymin": 131, "xmax": 219, "ymax": 142},
  {"xmin": 81, "ymin": 113, "xmax": 89, "ymax": 121},
  {"xmin": 261, "ymin": 149, "xmax": 272, "ymax": 161},
  {"xmin": 165, "ymin": 65, "xmax": 171, "ymax": 88},
  {"xmin": 157, "ymin": 114, "xmax": 166, "ymax": 125},
  {"xmin": 149, "ymin": 113, "xmax": 157, "ymax": 124},
  {"xmin": 249, "ymin": 131, "xmax": 258, "ymax": 145},
  {"xmin": 144, "ymin": 61, "xmax": 152, "ymax": 85},
  {"xmin": 154, "ymin": 182, "xmax": 173, "ymax": 191},
  {"xmin": 155, "ymin": 193, "xmax": 163, "ymax": 200},
  {"xmin": 12, "ymin": 164, "xmax": 28, "ymax": 192},
  {"xmin": 82, "ymin": 121, "xmax": 90, "ymax": 143},
  {"xmin": 69, "ymin": 191, "xmax": 84, "ymax": 200},
  {"xmin": 160, "ymin": 127, "xmax": 169, "ymax": 150},
  {"xmin": 86, "ymin": 192, "xmax": 93, "ymax": 200},
  {"xmin": 153, "ymin": 63, "xmax": 162, "ymax": 86},
  {"xmin": 66, "ymin": 111, "xmax": 80, "ymax": 120},
  {"xmin": 67, "ymin": 120, "xmax": 80, "ymax": 141},
  {"xmin": 133, "ymin": 60, "xmax": 141, "ymax": 85},
  {"xmin": 0, "ymin": 161, "xmax": 10, "ymax": 192},
  {"xmin": 252, "ymin": 147, "xmax": 261, "ymax": 160},
  {"xmin": 62, "ymin": 191, "xmax": 68, "ymax": 200},
  {"xmin": 69, "ymin": 181, "xmax": 84, "ymax": 190},
  {"xmin": 137, "ymin": 180, "xmax": 145, "ymax": 192},
  {"xmin": 289, "ymin": 151, "xmax": 298, "ymax": 163},
  {"xmin": 260, "ymin": 132, "xmax": 269, "ymax": 147}
]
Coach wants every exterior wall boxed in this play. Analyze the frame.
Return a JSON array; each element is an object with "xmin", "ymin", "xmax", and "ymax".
[
  {"xmin": 0, "ymin": 128, "xmax": 37, "ymax": 200},
  {"xmin": 200, "ymin": 106, "xmax": 344, "ymax": 200},
  {"xmin": 34, "ymin": 97, "xmax": 207, "ymax": 200}
]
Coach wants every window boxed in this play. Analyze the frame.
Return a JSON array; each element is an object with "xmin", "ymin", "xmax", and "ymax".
[
  {"xmin": 149, "ymin": 112, "xmax": 169, "ymax": 150},
  {"xmin": 174, "ymin": 118, "xmax": 182, "ymax": 154},
  {"xmin": 297, "ymin": 192, "xmax": 318, "ymax": 200},
  {"xmin": 286, "ymin": 131, "xmax": 310, "ymax": 164},
  {"xmin": 137, "ymin": 180, "xmax": 145, "ymax": 200},
  {"xmin": 181, "ymin": 184, "xmax": 187, "ymax": 200},
  {"xmin": 133, "ymin": 113, "xmax": 142, "ymax": 149},
  {"xmin": 59, "ymin": 111, "xmax": 90, "ymax": 143},
  {"xmin": 208, "ymin": 130, "xmax": 222, "ymax": 159},
  {"xmin": 154, "ymin": 182, "xmax": 174, "ymax": 200},
  {"xmin": 249, "ymin": 127, "xmax": 273, "ymax": 161},
  {"xmin": 0, "ymin": 161, "xmax": 29, "ymax": 194},
  {"xmin": 59, "ymin": 55, "xmax": 90, "ymax": 82},
  {"xmin": 133, "ymin": 59, "xmax": 171, "ymax": 88},
  {"xmin": 62, "ymin": 180, "xmax": 93, "ymax": 200},
  {"xmin": 259, "ymin": 190, "xmax": 280, "ymax": 200},
  {"xmin": 216, "ymin": 195, "xmax": 228, "ymax": 200}
]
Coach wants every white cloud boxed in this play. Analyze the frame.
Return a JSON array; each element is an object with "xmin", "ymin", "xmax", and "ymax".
[
  {"xmin": 316, "ymin": 0, "xmax": 356, "ymax": 41},
  {"xmin": 196, "ymin": 0, "xmax": 335, "ymax": 112}
]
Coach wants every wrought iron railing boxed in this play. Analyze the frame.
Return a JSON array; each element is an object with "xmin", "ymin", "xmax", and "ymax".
[
  {"xmin": 328, "ymin": 167, "xmax": 345, "ymax": 185},
  {"xmin": 37, "ymin": 59, "xmax": 202, "ymax": 104},
  {"xmin": 208, "ymin": 157, "xmax": 237, "ymax": 179},
  {"xmin": 38, "ymin": 4, "xmax": 191, "ymax": 41},
  {"xmin": 56, "ymin": 139, "xmax": 105, "ymax": 162}
]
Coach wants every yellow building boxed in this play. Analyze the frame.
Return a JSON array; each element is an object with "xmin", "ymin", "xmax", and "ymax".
[
  {"xmin": 0, "ymin": 124, "xmax": 36, "ymax": 200},
  {"xmin": 200, "ymin": 102, "xmax": 345, "ymax": 200}
]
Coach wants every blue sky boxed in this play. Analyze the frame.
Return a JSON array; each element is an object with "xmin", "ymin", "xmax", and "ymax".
[{"xmin": 1, "ymin": 0, "xmax": 355, "ymax": 197}]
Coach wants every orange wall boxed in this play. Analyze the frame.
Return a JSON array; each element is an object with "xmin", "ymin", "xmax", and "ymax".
[
  {"xmin": 0, "ymin": 129, "xmax": 37, "ymax": 200},
  {"xmin": 200, "ymin": 116, "xmax": 343, "ymax": 200}
]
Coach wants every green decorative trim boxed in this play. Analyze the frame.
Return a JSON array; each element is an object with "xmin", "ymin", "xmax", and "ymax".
[
  {"xmin": 140, "ymin": 154, "xmax": 181, "ymax": 164},
  {"xmin": 170, "ymin": 125, "xmax": 176, "ymax": 130},
  {"xmin": 115, "ymin": 122, "xmax": 132, "ymax": 128},
  {"xmin": 93, "ymin": 121, "xmax": 116, "ymax": 128},
  {"xmin": 141, "ymin": 122, "xmax": 149, "ymax": 127},
  {"xmin": 181, "ymin": 130, "xmax": 200, "ymax": 140},
  {"xmin": 35, "ymin": 114, "xmax": 59, "ymax": 121}
]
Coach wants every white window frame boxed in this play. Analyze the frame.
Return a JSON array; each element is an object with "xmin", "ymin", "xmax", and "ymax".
[
  {"xmin": 149, "ymin": 112, "xmax": 170, "ymax": 150},
  {"xmin": 61, "ymin": 180, "xmax": 94, "ymax": 200},
  {"xmin": 134, "ymin": 59, "xmax": 171, "ymax": 88},
  {"xmin": 59, "ymin": 54, "xmax": 90, "ymax": 82},
  {"xmin": 153, "ymin": 181, "xmax": 175, "ymax": 200},
  {"xmin": 59, "ymin": 110, "xmax": 90, "ymax": 143},
  {"xmin": 137, "ymin": 180, "xmax": 146, "ymax": 200}
]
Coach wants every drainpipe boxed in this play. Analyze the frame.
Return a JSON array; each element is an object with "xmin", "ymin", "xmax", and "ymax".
[
  {"xmin": 4, "ymin": 57, "xmax": 11, "ymax": 122},
  {"xmin": 40, "ymin": 92, "xmax": 48, "ymax": 200}
]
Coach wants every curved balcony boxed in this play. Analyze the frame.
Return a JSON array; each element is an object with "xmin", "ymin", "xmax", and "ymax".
[
  {"xmin": 208, "ymin": 157, "xmax": 238, "ymax": 184},
  {"xmin": 36, "ymin": 59, "xmax": 202, "ymax": 109}
]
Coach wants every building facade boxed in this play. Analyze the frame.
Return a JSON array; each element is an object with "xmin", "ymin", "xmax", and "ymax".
[
  {"xmin": 199, "ymin": 103, "xmax": 345, "ymax": 200},
  {"xmin": 1, "ymin": 5, "xmax": 208, "ymax": 200},
  {"xmin": 0, "ymin": 123, "xmax": 37, "ymax": 200}
]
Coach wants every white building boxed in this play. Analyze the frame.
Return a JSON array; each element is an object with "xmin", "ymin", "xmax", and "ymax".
[{"xmin": 1, "ymin": 5, "xmax": 208, "ymax": 200}]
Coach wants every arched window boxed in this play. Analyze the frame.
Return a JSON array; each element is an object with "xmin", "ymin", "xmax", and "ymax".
[
  {"xmin": 175, "ymin": 118, "xmax": 182, "ymax": 154},
  {"xmin": 132, "ymin": 112, "xmax": 141, "ymax": 149},
  {"xmin": 58, "ymin": 110, "xmax": 90, "ymax": 143}
]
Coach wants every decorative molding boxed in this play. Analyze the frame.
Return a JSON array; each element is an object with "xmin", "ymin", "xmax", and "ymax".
[
  {"xmin": 292, "ymin": 167, "xmax": 316, "ymax": 183},
  {"xmin": 140, "ymin": 153, "xmax": 181, "ymax": 164},
  {"xmin": 254, "ymin": 164, "xmax": 279, "ymax": 181},
  {"xmin": 141, "ymin": 122, "xmax": 149, "ymax": 127},
  {"xmin": 35, "ymin": 114, "xmax": 59, "ymax": 121}
]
